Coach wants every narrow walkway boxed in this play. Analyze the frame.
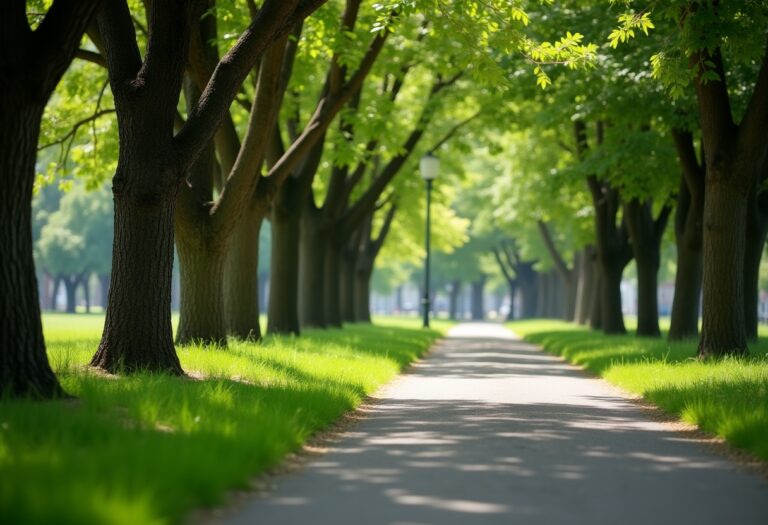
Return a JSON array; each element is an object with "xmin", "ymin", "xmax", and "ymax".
[{"xmin": 220, "ymin": 323, "xmax": 768, "ymax": 525}]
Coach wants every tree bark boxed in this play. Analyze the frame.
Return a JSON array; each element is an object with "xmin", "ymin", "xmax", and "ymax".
[
  {"xmin": 743, "ymin": 182, "xmax": 768, "ymax": 340},
  {"xmin": 323, "ymin": 242, "xmax": 343, "ymax": 327},
  {"xmin": 624, "ymin": 199, "xmax": 670, "ymax": 337},
  {"xmin": 91, "ymin": 188, "xmax": 183, "ymax": 374},
  {"xmin": 601, "ymin": 263, "xmax": 626, "ymax": 334},
  {"xmin": 353, "ymin": 269, "xmax": 372, "ymax": 322},
  {"xmin": 299, "ymin": 209, "xmax": 328, "ymax": 328},
  {"xmin": 574, "ymin": 246, "xmax": 595, "ymax": 325},
  {"xmin": 267, "ymin": 203, "xmax": 302, "ymax": 335},
  {"xmin": 589, "ymin": 257, "xmax": 602, "ymax": 331},
  {"xmin": 224, "ymin": 210, "xmax": 264, "ymax": 341},
  {"xmin": 339, "ymin": 247, "xmax": 357, "ymax": 322},
  {"xmin": 63, "ymin": 275, "xmax": 78, "ymax": 314},
  {"xmin": 0, "ymin": 105, "xmax": 65, "ymax": 397},
  {"xmin": 669, "ymin": 130, "xmax": 705, "ymax": 341},
  {"xmin": 518, "ymin": 265, "xmax": 538, "ymax": 319}
]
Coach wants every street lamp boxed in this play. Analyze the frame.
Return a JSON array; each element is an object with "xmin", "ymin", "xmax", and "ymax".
[{"xmin": 419, "ymin": 152, "xmax": 439, "ymax": 328}]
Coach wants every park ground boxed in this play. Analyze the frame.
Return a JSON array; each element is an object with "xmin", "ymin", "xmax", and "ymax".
[{"xmin": 1, "ymin": 315, "xmax": 767, "ymax": 524}]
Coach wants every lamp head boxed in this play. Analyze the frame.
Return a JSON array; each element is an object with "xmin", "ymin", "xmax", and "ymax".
[{"xmin": 419, "ymin": 152, "xmax": 440, "ymax": 181}]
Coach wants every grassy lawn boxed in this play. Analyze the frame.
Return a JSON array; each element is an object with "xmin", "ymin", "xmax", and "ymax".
[
  {"xmin": 1, "ymin": 314, "xmax": 450, "ymax": 525},
  {"xmin": 509, "ymin": 320, "xmax": 768, "ymax": 462}
]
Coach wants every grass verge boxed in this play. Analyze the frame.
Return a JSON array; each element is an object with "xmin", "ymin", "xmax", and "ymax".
[
  {"xmin": 509, "ymin": 320, "xmax": 768, "ymax": 462},
  {"xmin": 1, "ymin": 315, "xmax": 449, "ymax": 525}
]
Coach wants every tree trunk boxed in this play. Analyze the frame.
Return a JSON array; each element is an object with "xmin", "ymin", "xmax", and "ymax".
[
  {"xmin": 590, "ymin": 259, "xmax": 602, "ymax": 331},
  {"xmin": 743, "ymin": 185, "xmax": 768, "ymax": 341},
  {"xmin": 175, "ymin": 233, "xmax": 228, "ymax": 346},
  {"xmin": 99, "ymin": 274, "xmax": 111, "ymax": 310},
  {"xmin": 699, "ymin": 181, "xmax": 750, "ymax": 356},
  {"xmin": 669, "ymin": 177, "xmax": 703, "ymax": 340},
  {"xmin": 354, "ymin": 269, "xmax": 372, "ymax": 323},
  {"xmin": 519, "ymin": 273, "xmax": 538, "ymax": 319},
  {"xmin": 90, "ymin": 188, "xmax": 183, "ymax": 374},
  {"xmin": 323, "ymin": 243, "xmax": 343, "ymax": 327},
  {"xmin": 83, "ymin": 275, "xmax": 91, "ymax": 313},
  {"xmin": 506, "ymin": 281, "xmax": 517, "ymax": 321},
  {"xmin": 635, "ymin": 256, "xmax": 661, "ymax": 337},
  {"xmin": 575, "ymin": 246, "xmax": 595, "ymax": 325},
  {"xmin": 63, "ymin": 275, "xmax": 78, "ymax": 314},
  {"xmin": 471, "ymin": 277, "xmax": 485, "ymax": 320},
  {"xmin": 224, "ymin": 211, "xmax": 264, "ymax": 341},
  {"xmin": 50, "ymin": 275, "xmax": 62, "ymax": 311},
  {"xmin": 601, "ymin": 263, "xmax": 626, "ymax": 334},
  {"xmin": 267, "ymin": 208, "xmax": 301, "ymax": 335},
  {"xmin": 299, "ymin": 214, "xmax": 328, "ymax": 328},
  {"xmin": 449, "ymin": 280, "xmax": 461, "ymax": 320},
  {"xmin": 0, "ymin": 104, "xmax": 65, "ymax": 397},
  {"xmin": 340, "ymin": 254, "xmax": 356, "ymax": 322}
]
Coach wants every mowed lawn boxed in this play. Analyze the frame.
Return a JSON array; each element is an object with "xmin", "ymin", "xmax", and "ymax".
[
  {"xmin": 1, "ymin": 314, "xmax": 450, "ymax": 525},
  {"xmin": 510, "ymin": 320, "xmax": 768, "ymax": 462}
]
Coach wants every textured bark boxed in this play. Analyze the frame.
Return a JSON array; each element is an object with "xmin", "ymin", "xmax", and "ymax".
[
  {"xmin": 224, "ymin": 211, "xmax": 264, "ymax": 341},
  {"xmin": 0, "ymin": 105, "xmax": 64, "ymax": 397},
  {"xmin": 699, "ymin": 182, "xmax": 749, "ymax": 356},
  {"xmin": 175, "ymin": 232, "xmax": 227, "ymax": 346},
  {"xmin": 268, "ymin": 203, "xmax": 302, "ymax": 335},
  {"xmin": 91, "ymin": 188, "xmax": 182, "ymax": 374}
]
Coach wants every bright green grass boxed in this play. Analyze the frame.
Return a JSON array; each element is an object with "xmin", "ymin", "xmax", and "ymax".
[
  {"xmin": 509, "ymin": 320, "xmax": 768, "ymax": 461},
  {"xmin": 1, "ymin": 314, "xmax": 448, "ymax": 525}
]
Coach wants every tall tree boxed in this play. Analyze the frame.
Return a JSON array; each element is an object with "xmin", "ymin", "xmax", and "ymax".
[{"xmin": 0, "ymin": 0, "xmax": 102, "ymax": 398}]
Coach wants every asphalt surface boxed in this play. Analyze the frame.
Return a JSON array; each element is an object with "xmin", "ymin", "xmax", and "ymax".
[{"xmin": 218, "ymin": 323, "xmax": 768, "ymax": 525}]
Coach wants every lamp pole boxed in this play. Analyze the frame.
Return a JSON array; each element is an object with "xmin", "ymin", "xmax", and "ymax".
[
  {"xmin": 419, "ymin": 153, "xmax": 439, "ymax": 329},
  {"xmin": 423, "ymin": 177, "xmax": 433, "ymax": 328}
]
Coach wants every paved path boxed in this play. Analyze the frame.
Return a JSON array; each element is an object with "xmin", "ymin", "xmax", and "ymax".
[{"xmin": 220, "ymin": 323, "xmax": 768, "ymax": 525}]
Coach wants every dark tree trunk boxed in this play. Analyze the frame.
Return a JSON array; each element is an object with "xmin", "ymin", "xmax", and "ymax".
[
  {"xmin": 519, "ymin": 269, "xmax": 538, "ymax": 319},
  {"xmin": 91, "ymin": 187, "xmax": 183, "ymax": 374},
  {"xmin": 340, "ymin": 252, "xmax": 356, "ymax": 322},
  {"xmin": 224, "ymin": 211, "xmax": 264, "ymax": 341},
  {"xmin": 506, "ymin": 281, "xmax": 517, "ymax": 321},
  {"xmin": 699, "ymin": 182, "xmax": 750, "ymax": 356},
  {"xmin": 601, "ymin": 263, "xmax": 626, "ymax": 334},
  {"xmin": 99, "ymin": 274, "xmax": 110, "ymax": 310},
  {"xmin": 0, "ymin": 105, "xmax": 64, "ymax": 397},
  {"xmin": 267, "ymin": 206, "xmax": 301, "ymax": 335},
  {"xmin": 590, "ymin": 258, "xmax": 602, "ymax": 330},
  {"xmin": 470, "ymin": 276, "xmax": 486, "ymax": 320},
  {"xmin": 175, "ymin": 233, "xmax": 227, "ymax": 346},
  {"xmin": 63, "ymin": 275, "xmax": 78, "ymax": 314},
  {"xmin": 323, "ymin": 243, "xmax": 343, "ymax": 327},
  {"xmin": 624, "ymin": 199, "xmax": 670, "ymax": 337},
  {"xmin": 299, "ymin": 212, "xmax": 328, "ymax": 328},
  {"xmin": 669, "ymin": 140, "xmax": 705, "ymax": 341},
  {"xmin": 354, "ymin": 270, "xmax": 372, "ymax": 323},
  {"xmin": 537, "ymin": 272, "xmax": 549, "ymax": 318},
  {"xmin": 743, "ymin": 183, "xmax": 768, "ymax": 341},
  {"xmin": 449, "ymin": 280, "xmax": 461, "ymax": 320}
]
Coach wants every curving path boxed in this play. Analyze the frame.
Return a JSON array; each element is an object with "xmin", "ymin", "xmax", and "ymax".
[{"xmin": 216, "ymin": 323, "xmax": 768, "ymax": 525}]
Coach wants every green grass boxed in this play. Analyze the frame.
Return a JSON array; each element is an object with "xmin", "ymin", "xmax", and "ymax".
[
  {"xmin": 509, "ymin": 320, "xmax": 768, "ymax": 461},
  {"xmin": 1, "ymin": 314, "xmax": 449, "ymax": 525}
]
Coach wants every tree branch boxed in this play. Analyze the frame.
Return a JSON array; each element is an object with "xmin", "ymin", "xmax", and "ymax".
[{"xmin": 537, "ymin": 221, "xmax": 571, "ymax": 283}]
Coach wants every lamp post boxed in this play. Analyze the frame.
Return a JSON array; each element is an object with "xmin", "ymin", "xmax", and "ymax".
[{"xmin": 419, "ymin": 152, "xmax": 439, "ymax": 328}]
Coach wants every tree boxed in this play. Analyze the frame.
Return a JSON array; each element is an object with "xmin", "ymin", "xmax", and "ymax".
[
  {"xmin": 89, "ymin": 0, "xmax": 326, "ymax": 373},
  {"xmin": 1, "ymin": 0, "xmax": 102, "ymax": 398}
]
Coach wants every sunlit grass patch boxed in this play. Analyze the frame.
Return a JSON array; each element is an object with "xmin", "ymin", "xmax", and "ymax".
[
  {"xmin": 509, "ymin": 320, "xmax": 768, "ymax": 461},
  {"xmin": 1, "ymin": 314, "xmax": 447, "ymax": 525}
]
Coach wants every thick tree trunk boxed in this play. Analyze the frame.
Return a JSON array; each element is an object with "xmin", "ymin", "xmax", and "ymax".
[
  {"xmin": 98, "ymin": 274, "xmax": 110, "ymax": 310},
  {"xmin": 0, "ymin": 105, "xmax": 65, "ymax": 398},
  {"xmin": 354, "ymin": 270, "xmax": 372, "ymax": 323},
  {"xmin": 91, "ymin": 187, "xmax": 183, "ymax": 374},
  {"xmin": 323, "ymin": 243, "xmax": 343, "ymax": 327},
  {"xmin": 299, "ymin": 216, "xmax": 328, "ymax": 328},
  {"xmin": 175, "ymin": 233, "xmax": 228, "ymax": 346},
  {"xmin": 224, "ymin": 211, "xmax": 264, "ymax": 341},
  {"xmin": 601, "ymin": 263, "xmax": 626, "ymax": 334},
  {"xmin": 635, "ymin": 257, "xmax": 660, "ymax": 337},
  {"xmin": 699, "ymin": 182, "xmax": 749, "ymax": 356},
  {"xmin": 63, "ymin": 275, "xmax": 78, "ymax": 314},
  {"xmin": 670, "ymin": 178, "xmax": 703, "ymax": 340},
  {"xmin": 519, "ymin": 275, "xmax": 538, "ymax": 319},
  {"xmin": 743, "ymin": 185, "xmax": 768, "ymax": 341},
  {"xmin": 267, "ymin": 209, "xmax": 301, "ymax": 335}
]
